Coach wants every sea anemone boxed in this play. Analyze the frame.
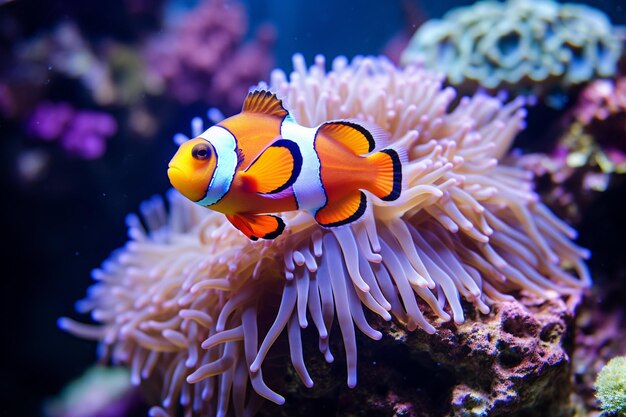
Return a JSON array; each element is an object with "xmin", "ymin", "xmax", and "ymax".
[{"xmin": 61, "ymin": 54, "xmax": 590, "ymax": 417}]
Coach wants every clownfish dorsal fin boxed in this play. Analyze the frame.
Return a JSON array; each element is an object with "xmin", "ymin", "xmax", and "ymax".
[
  {"xmin": 242, "ymin": 89, "xmax": 289, "ymax": 118},
  {"xmin": 226, "ymin": 213, "xmax": 285, "ymax": 240},
  {"xmin": 240, "ymin": 138, "xmax": 303, "ymax": 194}
]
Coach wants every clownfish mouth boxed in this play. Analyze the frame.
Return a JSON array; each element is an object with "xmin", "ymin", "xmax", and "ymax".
[
  {"xmin": 167, "ymin": 164, "xmax": 208, "ymax": 202},
  {"xmin": 167, "ymin": 165, "xmax": 187, "ymax": 190}
]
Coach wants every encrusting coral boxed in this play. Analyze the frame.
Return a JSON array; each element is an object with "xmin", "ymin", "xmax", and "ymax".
[
  {"xmin": 400, "ymin": 0, "xmax": 622, "ymax": 95},
  {"xmin": 60, "ymin": 54, "xmax": 590, "ymax": 417}
]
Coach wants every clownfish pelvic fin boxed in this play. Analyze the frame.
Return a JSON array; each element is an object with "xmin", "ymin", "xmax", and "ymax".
[
  {"xmin": 315, "ymin": 190, "xmax": 367, "ymax": 227},
  {"xmin": 226, "ymin": 213, "xmax": 286, "ymax": 241}
]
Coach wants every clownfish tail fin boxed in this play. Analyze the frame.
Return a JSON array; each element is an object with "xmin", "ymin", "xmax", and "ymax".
[{"xmin": 366, "ymin": 147, "xmax": 405, "ymax": 201}]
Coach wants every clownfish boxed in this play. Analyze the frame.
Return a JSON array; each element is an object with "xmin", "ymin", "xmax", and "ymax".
[{"xmin": 167, "ymin": 89, "xmax": 403, "ymax": 240}]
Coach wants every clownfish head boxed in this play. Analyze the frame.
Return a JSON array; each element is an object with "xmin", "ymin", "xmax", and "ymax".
[{"xmin": 168, "ymin": 138, "xmax": 217, "ymax": 202}]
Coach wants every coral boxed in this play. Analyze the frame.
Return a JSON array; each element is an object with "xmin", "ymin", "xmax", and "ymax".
[
  {"xmin": 143, "ymin": 0, "xmax": 275, "ymax": 113},
  {"xmin": 2, "ymin": 0, "xmax": 275, "ymax": 170},
  {"xmin": 15, "ymin": 22, "xmax": 119, "ymax": 106},
  {"xmin": 517, "ymin": 77, "xmax": 626, "ymax": 223},
  {"xmin": 7, "ymin": 1, "xmax": 274, "ymax": 116},
  {"xmin": 61, "ymin": 55, "xmax": 590, "ymax": 417},
  {"xmin": 27, "ymin": 101, "xmax": 117, "ymax": 159},
  {"xmin": 575, "ymin": 78, "xmax": 626, "ymax": 165},
  {"xmin": 400, "ymin": 0, "xmax": 622, "ymax": 95},
  {"xmin": 594, "ymin": 356, "xmax": 626, "ymax": 416}
]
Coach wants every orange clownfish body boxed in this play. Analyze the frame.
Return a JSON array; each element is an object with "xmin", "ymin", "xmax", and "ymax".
[{"xmin": 167, "ymin": 89, "xmax": 403, "ymax": 240}]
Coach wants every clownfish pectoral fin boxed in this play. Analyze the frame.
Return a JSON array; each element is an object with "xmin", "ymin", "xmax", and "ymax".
[
  {"xmin": 242, "ymin": 89, "xmax": 289, "ymax": 118},
  {"xmin": 226, "ymin": 213, "xmax": 286, "ymax": 240},
  {"xmin": 317, "ymin": 119, "xmax": 389, "ymax": 155},
  {"xmin": 241, "ymin": 139, "xmax": 303, "ymax": 194},
  {"xmin": 314, "ymin": 190, "xmax": 367, "ymax": 228}
]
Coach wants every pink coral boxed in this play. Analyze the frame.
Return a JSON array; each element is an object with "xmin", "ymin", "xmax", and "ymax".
[
  {"xmin": 518, "ymin": 77, "xmax": 626, "ymax": 222},
  {"xmin": 576, "ymin": 78, "xmax": 626, "ymax": 127},
  {"xmin": 144, "ymin": 0, "xmax": 274, "ymax": 113},
  {"xmin": 575, "ymin": 77, "xmax": 626, "ymax": 168}
]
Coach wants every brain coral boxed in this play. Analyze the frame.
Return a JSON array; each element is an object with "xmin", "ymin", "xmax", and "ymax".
[
  {"xmin": 61, "ymin": 54, "xmax": 590, "ymax": 417},
  {"xmin": 400, "ymin": 0, "xmax": 622, "ymax": 94}
]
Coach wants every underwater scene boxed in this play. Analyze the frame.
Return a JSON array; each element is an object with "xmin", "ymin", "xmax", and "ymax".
[{"xmin": 2, "ymin": 0, "xmax": 626, "ymax": 416}]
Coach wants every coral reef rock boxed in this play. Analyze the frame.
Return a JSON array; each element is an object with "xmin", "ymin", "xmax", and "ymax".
[{"xmin": 262, "ymin": 293, "xmax": 581, "ymax": 417}]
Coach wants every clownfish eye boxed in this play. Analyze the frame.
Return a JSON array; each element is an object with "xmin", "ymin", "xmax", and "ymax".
[{"xmin": 191, "ymin": 143, "xmax": 211, "ymax": 160}]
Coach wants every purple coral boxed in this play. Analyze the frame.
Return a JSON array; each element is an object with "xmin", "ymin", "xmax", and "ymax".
[
  {"xmin": 61, "ymin": 110, "xmax": 118, "ymax": 159},
  {"xmin": 27, "ymin": 101, "xmax": 75, "ymax": 141},
  {"xmin": 27, "ymin": 101, "xmax": 117, "ymax": 159},
  {"xmin": 144, "ymin": 0, "xmax": 274, "ymax": 112}
]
